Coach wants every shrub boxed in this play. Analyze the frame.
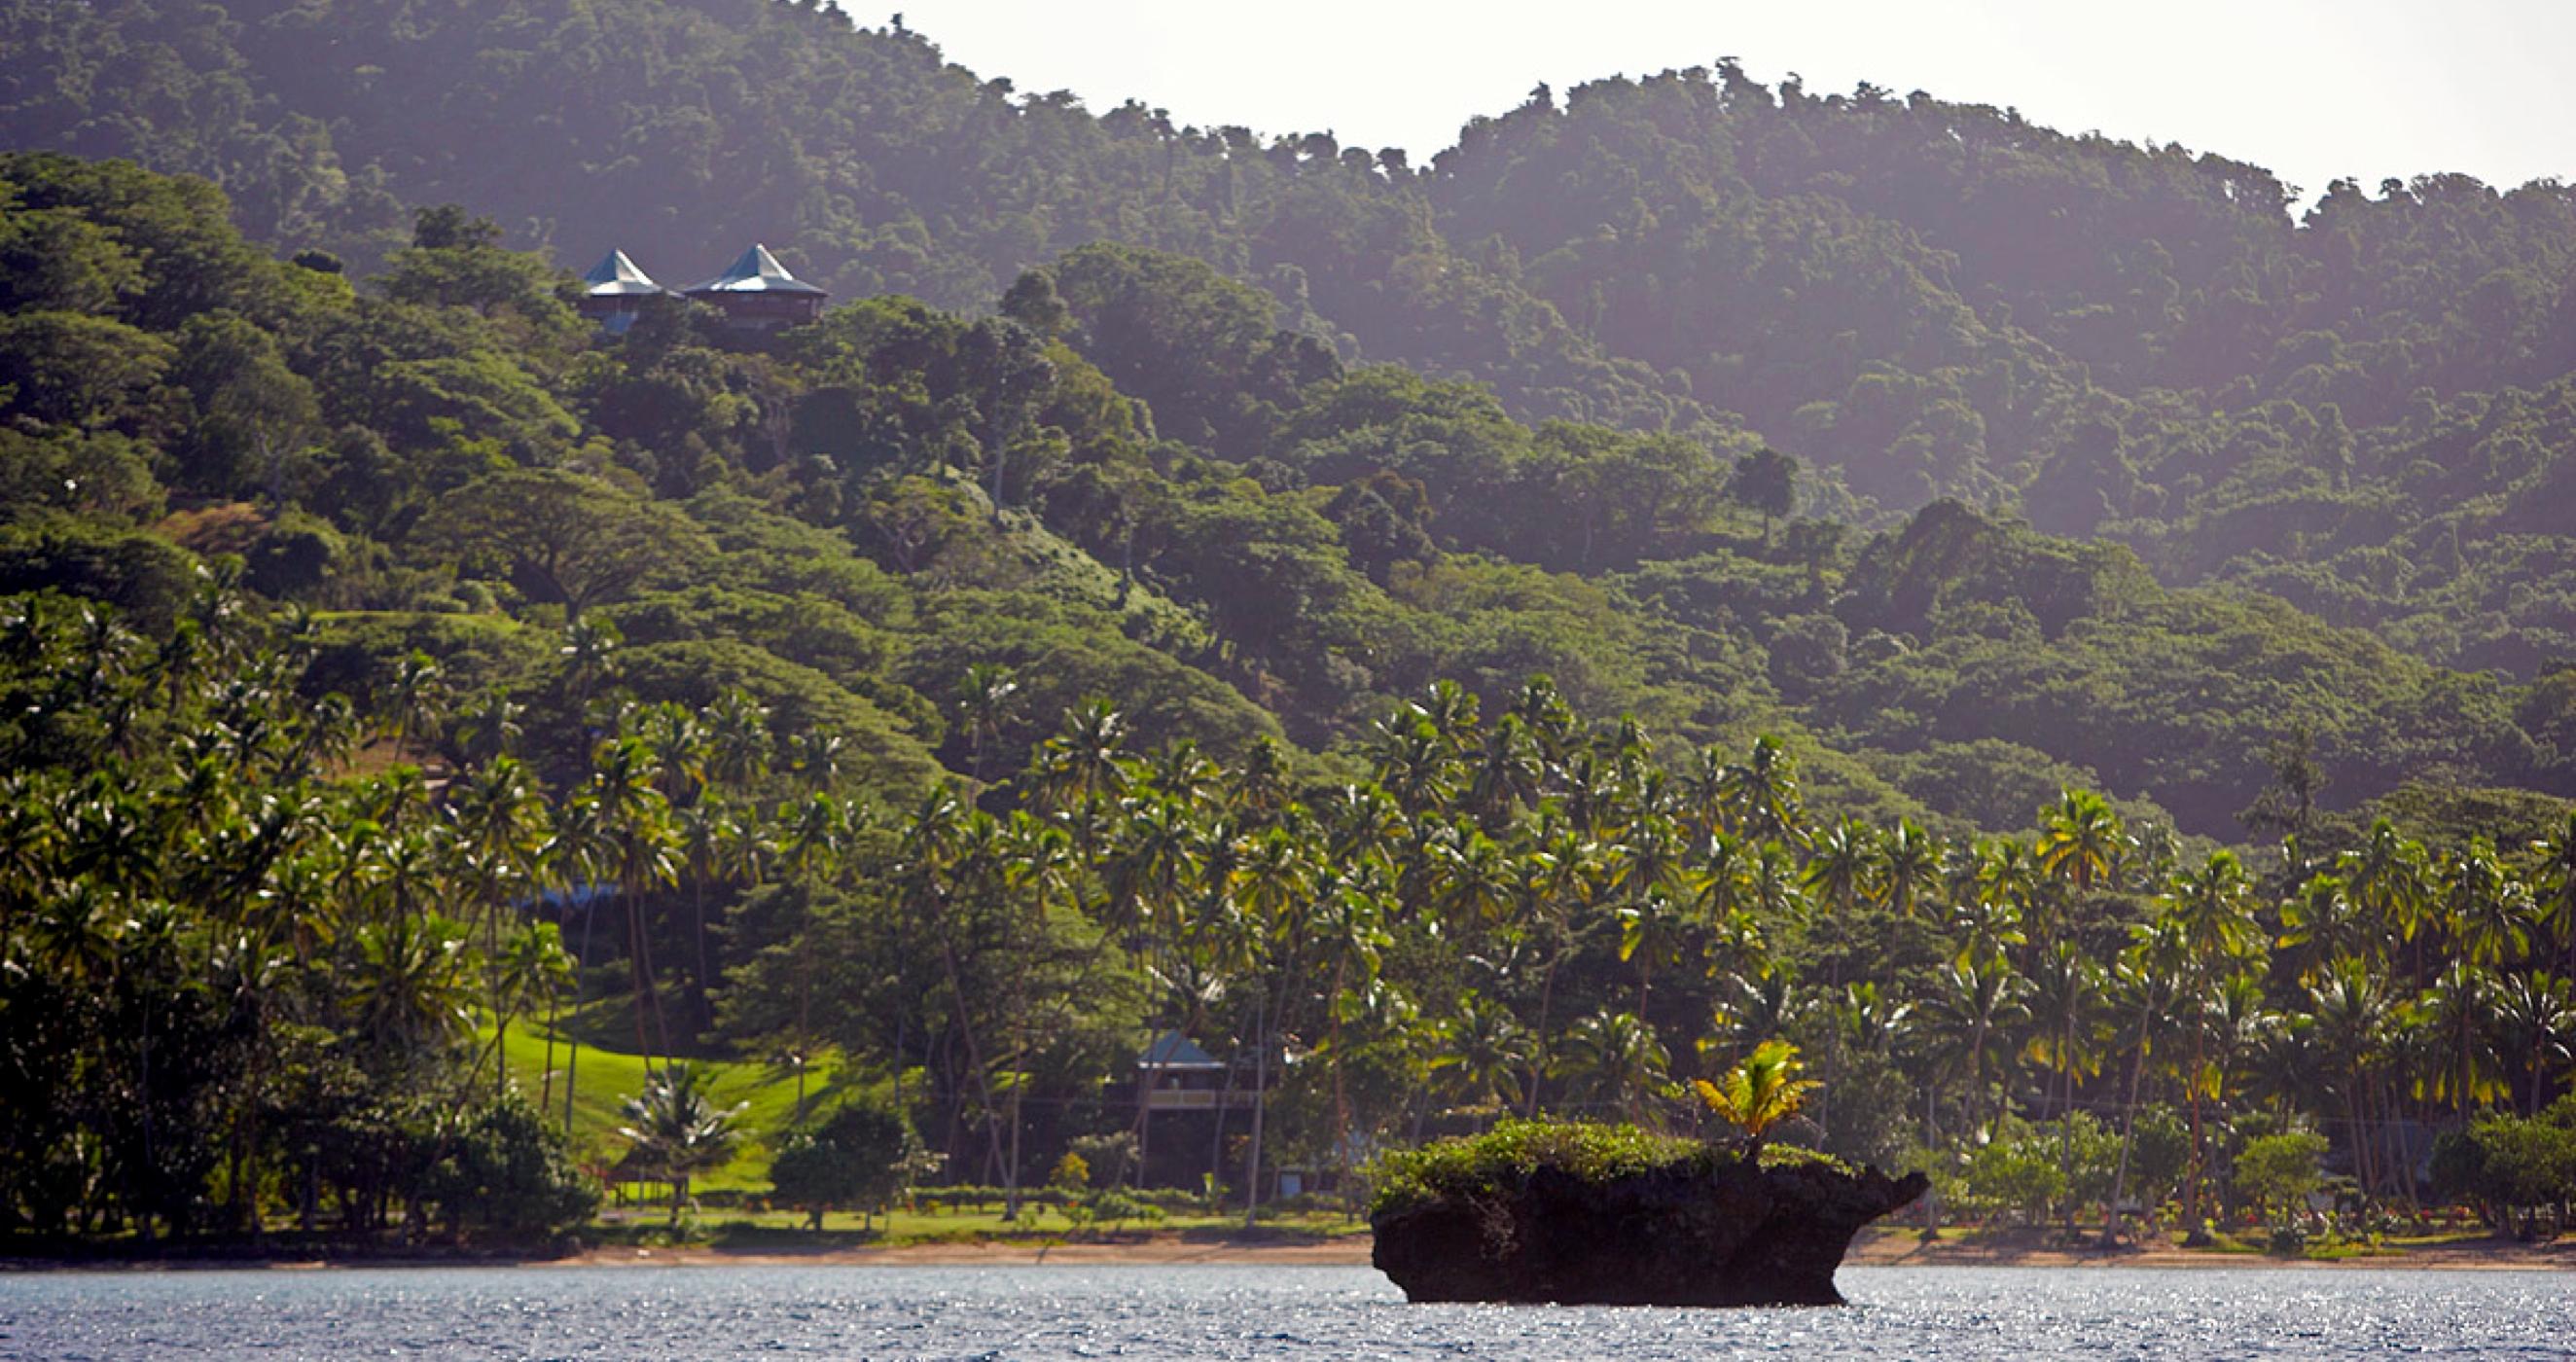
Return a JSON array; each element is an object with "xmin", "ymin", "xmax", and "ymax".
[
  {"xmin": 1956, "ymin": 1135, "xmax": 2067, "ymax": 1226},
  {"xmin": 2430, "ymin": 1115, "xmax": 2576, "ymax": 1231},
  {"xmin": 426, "ymin": 1093, "xmax": 598, "ymax": 1239},
  {"xmin": 1085, "ymin": 1192, "xmax": 1163, "ymax": 1225},
  {"xmin": 2234, "ymin": 1130, "xmax": 2330, "ymax": 1222},
  {"xmin": 1369, "ymin": 1120, "xmax": 1708, "ymax": 1216},
  {"xmin": 771, "ymin": 1097, "xmax": 915, "ymax": 1230}
]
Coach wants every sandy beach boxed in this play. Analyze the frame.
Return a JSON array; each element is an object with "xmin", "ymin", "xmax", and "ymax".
[{"xmin": 1841, "ymin": 1227, "xmax": 2576, "ymax": 1272}]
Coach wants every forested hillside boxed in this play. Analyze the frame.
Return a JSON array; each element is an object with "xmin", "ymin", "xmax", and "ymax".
[
  {"xmin": 6, "ymin": 2, "xmax": 2576, "ymax": 1248},
  {"xmin": 9, "ymin": 0, "xmax": 2576, "ymax": 678}
]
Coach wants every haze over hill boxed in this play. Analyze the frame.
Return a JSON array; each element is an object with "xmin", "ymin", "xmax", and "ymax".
[{"xmin": 907, "ymin": 0, "xmax": 2576, "ymax": 208}]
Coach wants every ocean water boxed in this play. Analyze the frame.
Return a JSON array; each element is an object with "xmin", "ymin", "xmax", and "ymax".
[{"xmin": 4, "ymin": 1263, "xmax": 2572, "ymax": 1360}]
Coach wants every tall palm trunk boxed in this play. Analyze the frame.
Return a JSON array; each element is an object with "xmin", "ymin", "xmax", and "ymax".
[
  {"xmin": 1524, "ymin": 944, "xmax": 1563, "ymax": 1118},
  {"xmin": 2105, "ymin": 989, "xmax": 2159, "ymax": 1242},
  {"xmin": 929, "ymin": 929, "xmax": 1012, "ymax": 1219},
  {"xmin": 1242, "ymin": 990, "xmax": 1270, "ymax": 1227},
  {"xmin": 564, "ymin": 893, "xmax": 598, "ymax": 1130}
]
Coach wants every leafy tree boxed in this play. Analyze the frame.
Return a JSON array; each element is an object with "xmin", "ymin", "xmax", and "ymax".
[
  {"xmin": 414, "ymin": 468, "xmax": 711, "ymax": 622},
  {"xmin": 2233, "ymin": 1129, "xmax": 2330, "ymax": 1223},
  {"xmin": 769, "ymin": 1096, "xmax": 913, "ymax": 1231},
  {"xmin": 1727, "ymin": 448, "xmax": 1797, "ymax": 543}
]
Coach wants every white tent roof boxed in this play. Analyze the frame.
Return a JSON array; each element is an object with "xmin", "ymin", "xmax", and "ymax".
[
  {"xmin": 687, "ymin": 243, "xmax": 826, "ymax": 296},
  {"xmin": 580, "ymin": 248, "xmax": 669, "ymax": 297}
]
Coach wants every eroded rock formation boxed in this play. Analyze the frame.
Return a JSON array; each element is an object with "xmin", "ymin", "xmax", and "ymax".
[{"xmin": 1373, "ymin": 1155, "xmax": 1926, "ymax": 1307}]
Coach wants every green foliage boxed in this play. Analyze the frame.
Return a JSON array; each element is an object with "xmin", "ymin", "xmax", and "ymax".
[
  {"xmin": 2234, "ymin": 1130, "xmax": 2331, "ymax": 1220},
  {"xmin": 1956, "ymin": 1134, "xmax": 2069, "ymax": 1226},
  {"xmin": 2430, "ymin": 1113, "xmax": 2576, "ymax": 1228},
  {"xmin": 617, "ymin": 1064, "xmax": 748, "ymax": 1209},
  {"xmin": 1692, "ymin": 1039, "xmax": 1818, "ymax": 1150},
  {"xmin": 769, "ymin": 1096, "xmax": 914, "ymax": 1228},
  {"xmin": 1369, "ymin": 1121, "xmax": 1708, "ymax": 1216},
  {"xmin": 11, "ymin": 40, "xmax": 2576, "ymax": 1249},
  {"xmin": 425, "ymin": 1093, "xmax": 601, "ymax": 1238}
]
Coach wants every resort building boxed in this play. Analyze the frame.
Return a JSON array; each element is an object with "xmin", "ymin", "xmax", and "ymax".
[
  {"xmin": 683, "ymin": 243, "xmax": 830, "ymax": 330},
  {"xmin": 579, "ymin": 243, "xmax": 831, "ymax": 335},
  {"xmin": 1135, "ymin": 1031, "xmax": 1253, "ymax": 1113},
  {"xmin": 576, "ymin": 248, "xmax": 672, "ymax": 335}
]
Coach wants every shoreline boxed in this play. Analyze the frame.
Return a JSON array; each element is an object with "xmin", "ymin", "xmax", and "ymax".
[
  {"xmin": 1842, "ymin": 1226, "xmax": 2576, "ymax": 1272},
  {"xmin": 10, "ymin": 1227, "xmax": 2574, "ymax": 1273}
]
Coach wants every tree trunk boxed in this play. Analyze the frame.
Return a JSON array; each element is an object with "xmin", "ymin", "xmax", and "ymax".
[
  {"xmin": 2104, "ymin": 994, "xmax": 2157, "ymax": 1243},
  {"xmin": 1243, "ymin": 991, "xmax": 1270, "ymax": 1227}
]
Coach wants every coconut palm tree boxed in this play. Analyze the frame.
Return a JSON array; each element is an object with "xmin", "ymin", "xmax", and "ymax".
[
  {"xmin": 584, "ymin": 736, "xmax": 682, "ymax": 1068},
  {"xmin": 1802, "ymin": 816, "xmax": 1882, "ymax": 982},
  {"xmin": 1614, "ymin": 886, "xmax": 1691, "ymax": 1017},
  {"xmin": 486, "ymin": 919, "xmax": 574, "ymax": 1095},
  {"xmin": 1694, "ymin": 1038, "xmax": 1818, "ymax": 1155},
  {"xmin": 617, "ymin": 1063, "xmax": 747, "ymax": 1220},
  {"xmin": 346, "ymin": 911, "xmax": 477, "ymax": 1073},
  {"xmin": 2036, "ymin": 788, "xmax": 2124, "ymax": 896},
  {"xmin": 2493, "ymin": 970, "xmax": 2573, "ymax": 1115},
  {"xmin": 955, "ymin": 663, "xmax": 1020, "ymax": 784},
  {"xmin": 380, "ymin": 651, "xmax": 443, "ymax": 765},
  {"xmin": 1879, "ymin": 819, "xmax": 1941, "ymax": 922},
  {"xmin": 2341, "ymin": 819, "xmax": 2431, "ymax": 979},
  {"xmin": 1710, "ymin": 966, "xmax": 1813, "ymax": 1063},
  {"xmin": 1719, "ymin": 736, "xmax": 1805, "ymax": 847},
  {"xmin": 1923, "ymin": 955, "xmax": 2033, "ymax": 1138},
  {"xmin": 2023, "ymin": 939, "xmax": 2110, "ymax": 1128},
  {"xmin": 2278, "ymin": 872, "xmax": 2369, "ymax": 981},
  {"xmin": 2534, "ymin": 813, "xmax": 2576, "ymax": 978},
  {"xmin": 1556, "ymin": 1010, "xmax": 1668, "ymax": 1124},
  {"xmin": 2298, "ymin": 956, "xmax": 2402, "ymax": 1199},
  {"xmin": 2416, "ymin": 960, "xmax": 2505, "ymax": 1120},
  {"xmin": 447, "ymin": 755, "xmax": 549, "ymax": 1052},
  {"xmin": 2440, "ymin": 840, "xmax": 2533, "ymax": 972},
  {"xmin": 1433, "ymin": 992, "xmax": 1529, "ymax": 1123}
]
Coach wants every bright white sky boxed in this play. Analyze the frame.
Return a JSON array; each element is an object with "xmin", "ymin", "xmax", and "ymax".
[{"xmin": 893, "ymin": 0, "xmax": 2576, "ymax": 205}]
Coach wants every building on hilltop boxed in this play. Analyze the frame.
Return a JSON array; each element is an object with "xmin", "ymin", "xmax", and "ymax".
[
  {"xmin": 684, "ymin": 243, "xmax": 828, "ymax": 330},
  {"xmin": 577, "ymin": 248, "xmax": 672, "ymax": 335}
]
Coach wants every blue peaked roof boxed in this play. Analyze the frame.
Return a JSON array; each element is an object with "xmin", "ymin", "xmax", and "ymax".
[
  {"xmin": 687, "ymin": 243, "xmax": 827, "ymax": 296},
  {"xmin": 1138, "ymin": 1031, "xmax": 1224, "ymax": 1070},
  {"xmin": 580, "ymin": 248, "xmax": 669, "ymax": 297}
]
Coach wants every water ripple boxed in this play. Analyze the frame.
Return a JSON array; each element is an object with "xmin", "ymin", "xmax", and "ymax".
[{"xmin": 4, "ymin": 1263, "xmax": 2573, "ymax": 1359}]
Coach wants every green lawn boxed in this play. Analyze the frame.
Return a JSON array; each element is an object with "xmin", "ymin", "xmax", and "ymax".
[
  {"xmin": 490, "ymin": 1021, "xmax": 842, "ymax": 1193},
  {"xmin": 487, "ymin": 1021, "xmax": 1370, "ymax": 1235}
]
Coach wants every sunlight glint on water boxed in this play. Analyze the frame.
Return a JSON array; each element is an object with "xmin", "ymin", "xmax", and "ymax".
[{"xmin": 4, "ymin": 1264, "xmax": 2573, "ymax": 1359}]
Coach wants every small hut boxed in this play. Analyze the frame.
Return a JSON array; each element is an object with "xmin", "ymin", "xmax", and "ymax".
[
  {"xmin": 684, "ymin": 243, "xmax": 828, "ymax": 330},
  {"xmin": 1136, "ymin": 1031, "xmax": 1249, "ymax": 1112}
]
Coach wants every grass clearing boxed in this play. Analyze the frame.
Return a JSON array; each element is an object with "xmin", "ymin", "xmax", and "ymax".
[{"xmin": 489, "ymin": 1022, "xmax": 843, "ymax": 1193}]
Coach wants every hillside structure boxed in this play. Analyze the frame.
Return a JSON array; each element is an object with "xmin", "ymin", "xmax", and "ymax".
[
  {"xmin": 683, "ymin": 243, "xmax": 830, "ymax": 329},
  {"xmin": 578, "ymin": 243, "xmax": 829, "ymax": 333},
  {"xmin": 575, "ymin": 248, "xmax": 670, "ymax": 335}
]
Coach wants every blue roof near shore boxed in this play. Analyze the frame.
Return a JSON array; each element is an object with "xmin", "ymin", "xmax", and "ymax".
[{"xmin": 1138, "ymin": 1031, "xmax": 1224, "ymax": 1070}]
